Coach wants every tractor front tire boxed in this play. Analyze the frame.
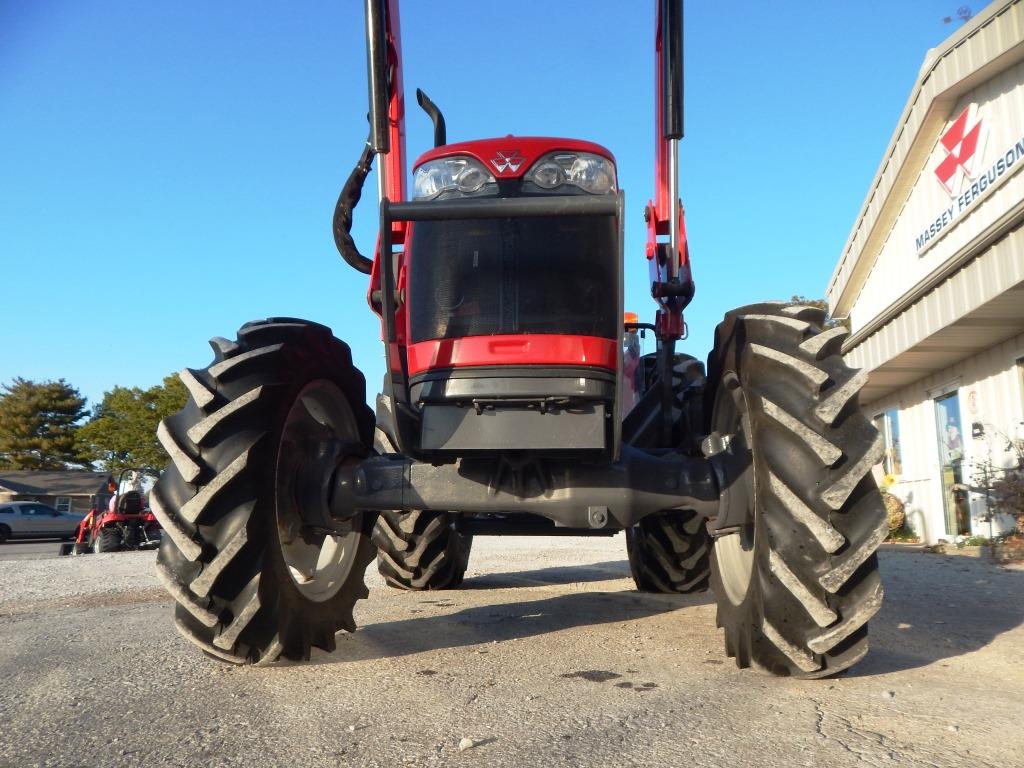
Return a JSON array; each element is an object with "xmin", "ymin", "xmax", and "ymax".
[
  {"xmin": 93, "ymin": 528, "xmax": 122, "ymax": 553},
  {"xmin": 372, "ymin": 510, "xmax": 472, "ymax": 590},
  {"xmin": 151, "ymin": 319, "xmax": 377, "ymax": 664},
  {"xmin": 706, "ymin": 303, "xmax": 886, "ymax": 678},
  {"xmin": 626, "ymin": 510, "xmax": 710, "ymax": 593}
]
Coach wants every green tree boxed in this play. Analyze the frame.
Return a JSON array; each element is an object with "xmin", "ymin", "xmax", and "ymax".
[
  {"xmin": 0, "ymin": 378, "xmax": 90, "ymax": 469},
  {"xmin": 789, "ymin": 295, "xmax": 850, "ymax": 331},
  {"xmin": 77, "ymin": 374, "xmax": 188, "ymax": 474}
]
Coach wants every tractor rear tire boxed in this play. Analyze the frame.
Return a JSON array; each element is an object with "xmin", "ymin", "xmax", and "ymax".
[
  {"xmin": 151, "ymin": 318, "xmax": 377, "ymax": 664},
  {"xmin": 93, "ymin": 528, "xmax": 122, "ymax": 553},
  {"xmin": 626, "ymin": 510, "xmax": 710, "ymax": 593},
  {"xmin": 624, "ymin": 352, "xmax": 712, "ymax": 593},
  {"xmin": 706, "ymin": 303, "xmax": 886, "ymax": 678},
  {"xmin": 372, "ymin": 510, "xmax": 472, "ymax": 590}
]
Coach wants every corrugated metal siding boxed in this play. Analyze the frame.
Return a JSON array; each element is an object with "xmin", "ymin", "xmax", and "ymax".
[
  {"xmin": 849, "ymin": 60, "xmax": 1024, "ymax": 329},
  {"xmin": 845, "ymin": 221, "xmax": 1024, "ymax": 372},
  {"xmin": 865, "ymin": 331, "xmax": 1024, "ymax": 543},
  {"xmin": 828, "ymin": 1, "xmax": 1024, "ymax": 316}
]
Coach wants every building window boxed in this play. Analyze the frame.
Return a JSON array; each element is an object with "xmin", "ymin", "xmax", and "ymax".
[
  {"xmin": 873, "ymin": 408, "xmax": 903, "ymax": 476},
  {"xmin": 55, "ymin": 496, "xmax": 71, "ymax": 513}
]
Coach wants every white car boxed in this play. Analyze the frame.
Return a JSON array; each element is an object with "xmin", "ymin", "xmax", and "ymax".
[{"xmin": 0, "ymin": 502, "xmax": 85, "ymax": 542}]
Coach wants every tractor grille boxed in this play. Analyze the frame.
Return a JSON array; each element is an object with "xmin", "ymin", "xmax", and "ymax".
[{"xmin": 408, "ymin": 212, "xmax": 618, "ymax": 343}]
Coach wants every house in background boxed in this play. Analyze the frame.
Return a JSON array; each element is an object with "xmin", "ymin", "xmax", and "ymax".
[
  {"xmin": 828, "ymin": 2, "xmax": 1024, "ymax": 544},
  {"xmin": 0, "ymin": 471, "xmax": 112, "ymax": 514}
]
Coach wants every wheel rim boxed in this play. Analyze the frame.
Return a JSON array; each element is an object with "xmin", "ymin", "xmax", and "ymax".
[
  {"xmin": 275, "ymin": 380, "xmax": 362, "ymax": 602},
  {"xmin": 713, "ymin": 372, "xmax": 757, "ymax": 606}
]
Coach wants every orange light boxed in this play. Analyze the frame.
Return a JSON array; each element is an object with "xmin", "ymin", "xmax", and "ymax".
[{"xmin": 623, "ymin": 312, "xmax": 639, "ymax": 325}]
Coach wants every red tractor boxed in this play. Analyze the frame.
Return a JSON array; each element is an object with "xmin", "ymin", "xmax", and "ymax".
[
  {"xmin": 151, "ymin": 1, "xmax": 886, "ymax": 676},
  {"xmin": 61, "ymin": 471, "xmax": 162, "ymax": 555}
]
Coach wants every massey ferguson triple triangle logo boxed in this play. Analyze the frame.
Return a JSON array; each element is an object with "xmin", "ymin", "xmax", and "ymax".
[
  {"xmin": 934, "ymin": 105, "xmax": 985, "ymax": 195},
  {"xmin": 490, "ymin": 150, "xmax": 524, "ymax": 174},
  {"xmin": 915, "ymin": 103, "xmax": 1024, "ymax": 253}
]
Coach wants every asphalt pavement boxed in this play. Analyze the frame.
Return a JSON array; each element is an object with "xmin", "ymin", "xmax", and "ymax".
[
  {"xmin": 0, "ymin": 539, "xmax": 65, "ymax": 561},
  {"xmin": 1, "ymin": 539, "xmax": 1022, "ymax": 767}
]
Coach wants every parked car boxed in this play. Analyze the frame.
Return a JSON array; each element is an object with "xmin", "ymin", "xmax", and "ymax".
[{"xmin": 0, "ymin": 501, "xmax": 85, "ymax": 542}]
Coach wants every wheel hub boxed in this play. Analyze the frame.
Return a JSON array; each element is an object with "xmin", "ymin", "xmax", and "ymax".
[
  {"xmin": 276, "ymin": 380, "xmax": 364, "ymax": 602},
  {"xmin": 710, "ymin": 372, "xmax": 757, "ymax": 606}
]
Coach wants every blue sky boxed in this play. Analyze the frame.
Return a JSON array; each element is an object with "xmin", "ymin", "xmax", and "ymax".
[{"xmin": 1, "ymin": 1, "xmax": 980, "ymax": 409}]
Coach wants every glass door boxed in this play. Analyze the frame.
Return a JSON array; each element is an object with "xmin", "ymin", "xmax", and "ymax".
[{"xmin": 934, "ymin": 391, "xmax": 970, "ymax": 536}]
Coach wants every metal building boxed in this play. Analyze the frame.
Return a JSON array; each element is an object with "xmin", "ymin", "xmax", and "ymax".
[{"xmin": 827, "ymin": 1, "xmax": 1024, "ymax": 544}]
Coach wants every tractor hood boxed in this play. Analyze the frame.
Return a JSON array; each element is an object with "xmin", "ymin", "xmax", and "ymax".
[{"xmin": 413, "ymin": 136, "xmax": 615, "ymax": 180}]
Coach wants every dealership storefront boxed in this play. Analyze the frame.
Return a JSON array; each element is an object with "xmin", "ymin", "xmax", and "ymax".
[{"xmin": 828, "ymin": 1, "xmax": 1024, "ymax": 543}]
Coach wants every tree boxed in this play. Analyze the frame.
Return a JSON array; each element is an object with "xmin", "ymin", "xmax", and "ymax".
[
  {"xmin": 975, "ymin": 426, "xmax": 1024, "ymax": 536},
  {"xmin": 0, "ymin": 378, "xmax": 90, "ymax": 469},
  {"xmin": 76, "ymin": 374, "xmax": 188, "ymax": 474},
  {"xmin": 789, "ymin": 295, "xmax": 850, "ymax": 331}
]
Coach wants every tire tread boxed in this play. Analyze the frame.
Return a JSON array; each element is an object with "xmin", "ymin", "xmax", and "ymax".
[
  {"xmin": 373, "ymin": 510, "xmax": 472, "ymax": 591},
  {"xmin": 707, "ymin": 303, "xmax": 887, "ymax": 678},
  {"xmin": 153, "ymin": 319, "xmax": 376, "ymax": 665}
]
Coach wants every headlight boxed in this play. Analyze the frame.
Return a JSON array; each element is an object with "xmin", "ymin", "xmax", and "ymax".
[
  {"xmin": 525, "ymin": 152, "xmax": 616, "ymax": 194},
  {"xmin": 413, "ymin": 156, "xmax": 497, "ymax": 200}
]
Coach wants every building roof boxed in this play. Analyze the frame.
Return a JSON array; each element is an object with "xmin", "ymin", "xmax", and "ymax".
[
  {"xmin": 828, "ymin": 0, "xmax": 1024, "ymax": 317},
  {"xmin": 0, "ymin": 470, "xmax": 112, "ymax": 496}
]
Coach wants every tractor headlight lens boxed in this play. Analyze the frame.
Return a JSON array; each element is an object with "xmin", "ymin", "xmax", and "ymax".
[
  {"xmin": 455, "ymin": 164, "xmax": 489, "ymax": 193},
  {"xmin": 531, "ymin": 160, "xmax": 566, "ymax": 189},
  {"xmin": 413, "ymin": 156, "xmax": 496, "ymax": 200},
  {"xmin": 569, "ymin": 154, "xmax": 616, "ymax": 194},
  {"xmin": 525, "ymin": 152, "xmax": 616, "ymax": 194}
]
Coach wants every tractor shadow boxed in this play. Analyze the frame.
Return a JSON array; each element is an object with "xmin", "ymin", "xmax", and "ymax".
[
  {"xmin": 843, "ymin": 546, "xmax": 1024, "ymax": 677},
  {"xmin": 324, "ymin": 548, "xmax": 1024, "ymax": 673},
  {"xmin": 462, "ymin": 559, "xmax": 632, "ymax": 589},
  {"xmin": 318, "ymin": 559, "xmax": 712, "ymax": 665}
]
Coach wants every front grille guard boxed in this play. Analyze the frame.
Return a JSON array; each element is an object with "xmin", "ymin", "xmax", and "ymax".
[{"xmin": 378, "ymin": 192, "xmax": 625, "ymax": 460}]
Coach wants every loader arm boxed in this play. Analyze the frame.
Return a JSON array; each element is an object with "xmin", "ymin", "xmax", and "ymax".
[
  {"xmin": 365, "ymin": 0, "xmax": 407, "ymax": 210},
  {"xmin": 364, "ymin": 0, "xmax": 409, "ymax": 306},
  {"xmin": 646, "ymin": 0, "xmax": 693, "ymax": 341}
]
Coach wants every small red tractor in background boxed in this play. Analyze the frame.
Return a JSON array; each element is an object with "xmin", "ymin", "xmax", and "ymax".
[
  {"xmin": 60, "ymin": 470, "xmax": 162, "ymax": 555},
  {"xmin": 151, "ymin": 0, "xmax": 886, "ymax": 677}
]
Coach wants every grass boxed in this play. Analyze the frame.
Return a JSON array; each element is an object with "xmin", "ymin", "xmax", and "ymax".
[
  {"xmin": 956, "ymin": 535, "xmax": 993, "ymax": 548},
  {"xmin": 887, "ymin": 526, "xmax": 920, "ymax": 543}
]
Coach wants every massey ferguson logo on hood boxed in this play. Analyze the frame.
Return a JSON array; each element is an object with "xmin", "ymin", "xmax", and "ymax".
[
  {"xmin": 490, "ymin": 150, "xmax": 524, "ymax": 174},
  {"xmin": 934, "ymin": 105, "xmax": 985, "ymax": 195}
]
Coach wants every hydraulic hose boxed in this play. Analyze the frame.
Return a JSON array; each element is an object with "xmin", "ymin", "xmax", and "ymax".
[{"xmin": 332, "ymin": 135, "xmax": 375, "ymax": 274}]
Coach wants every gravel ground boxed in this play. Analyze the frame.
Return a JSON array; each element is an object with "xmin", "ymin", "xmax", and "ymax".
[{"xmin": 1, "ymin": 538, "xmax": 1023, "ymax": 768}]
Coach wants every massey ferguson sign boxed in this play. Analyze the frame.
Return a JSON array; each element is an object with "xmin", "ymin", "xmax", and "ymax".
[
  {"xmin": 915, "ymin": 104, "xmax": 1024, "ymax": 253},
  {"xmin": 934, "ymin": 105, "xmax": 985, "ymax": 194}
]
